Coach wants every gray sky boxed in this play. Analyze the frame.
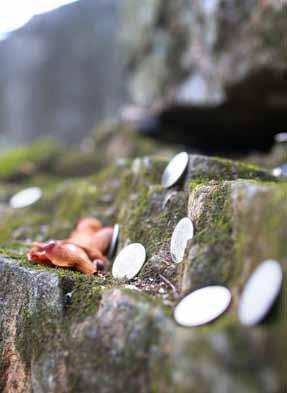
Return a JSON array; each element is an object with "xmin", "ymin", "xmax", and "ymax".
[{"xmin": 0, "ymin": 0, "xmax": 79, "ymax": 39}]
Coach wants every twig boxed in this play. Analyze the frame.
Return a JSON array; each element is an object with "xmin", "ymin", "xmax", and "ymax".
[{"xmin": 159, "ymin": 273, "xmax": 178, "ymax": 298}]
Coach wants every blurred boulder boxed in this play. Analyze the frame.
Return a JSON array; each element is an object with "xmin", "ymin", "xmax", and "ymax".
[
  {"xmin": 122, "ymin": 0, "xmax": 287, "ymax": 153},
  {"xmin": 0, "ymin": 0, "xmax": 125, "ymax": 145},
  {"xmin": 123, "ymin": 0, "xmax": 287, "ymax": 108}
]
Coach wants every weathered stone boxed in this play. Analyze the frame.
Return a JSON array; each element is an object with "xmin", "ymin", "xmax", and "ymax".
[
  {"xmin": 122, "ymin": 1, "xmax": 287, "ymax": 156},
  {"xmin": 0, "ymin": 148, "xmax": 286, "ymax": 392},
  {"xmin": 123, "ymin": 0, "xmax": 287, "ymax": 110},
  {"xmin": 186, "ymin": 154, "xmax": 275, "ymax": 182},
  {"xmin": 0, "ymin": 257, "xmax": 63, "ymax": 392}
]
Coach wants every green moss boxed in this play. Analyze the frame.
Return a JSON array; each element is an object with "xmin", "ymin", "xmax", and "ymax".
[
  {"xmin": 0, "ymin": 168, "xmax": 122, "ymax": 246},
  {"xmin": 16, "ymin": 307, "xmax": 61, "ymax": 366},
  {"xmin": 0, "ymin": 140, "xmax": 61, "ymax": 182},
  {"xmin": 232, "ymin": 181, "xmax": 287, "ymax": 327},
  {"xmin": 117, "ymin": 159, "xmax": 188, "ymax": 286},
  {"xmin": 63, "ymin": 276, "xmax": 106, "ymax": 322},
  {"xmin": 186, "ymin": 182, "xmax": 236, "ymax": 289},
  {"xmin": 188, "ymin": 155, "xmax": 275, "ymax": 182},
  {"xmin": 15, "ymin": 269, "xmax": 109, "ymax": 371},
  {"xmin": 1, "ymin": 150, "xmax": 285, "ymax": 391},
  {"xmin": 0, "ymin": 138, "xmax": 124, "ymax": 186},
  {"xmin": 128, "ymin": 187, "xmax": 187, "ymax": 258}
]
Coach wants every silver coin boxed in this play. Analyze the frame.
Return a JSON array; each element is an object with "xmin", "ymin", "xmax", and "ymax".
[
  {"xmin": 9, "ymin": 187, "xmax": 43, "ymax": 208},
  {"xmin": 108, "ymin": 224, "xmax": 120, "ymax": 259},
  {"xmin": 238, "ymin": 259, "xmax": 283, "ymax": 326},
  {"xmin": 272, "ymin": 163, "xmax": 287, "ymax": 178},
  {"xmin": 174, "ymin": 286, "xmax": 232, "ymax": 327},
  {"xmin": 161, "ymin": 152, "xmax": 189, "ymax": 189},
  {"xmin": 162, "ymin": 190, "xmax": 178, "ymax": 209},
  {"xmin": 170, "ymin": 217, "xmax": 194, "ymax": 263},
  {"xmin": 275, "ymin": 132, "xmax": 287, "ymax": 143},
  {"xmin": 112, "ymin": 243, "xmax": 146, "ymax": 279},
  {"xmin": 272, "ymin": 167, "xmax": 282, "ymax": 177}
]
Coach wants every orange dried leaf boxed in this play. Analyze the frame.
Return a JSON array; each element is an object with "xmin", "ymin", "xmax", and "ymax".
[
  {"xmin": 27, "ymin": 217, "xmax": 113, "ymax": 275},
  {"xmin": 72, "ymin": 217, "xmax": 102, "ymax": 233},
  {"xmin": 27, "ymin": 241, "xmax": 96, "ymax": 275},
  {"xmin": 67, "ymin": 226, "xmax": 113, "ymax": 260}
]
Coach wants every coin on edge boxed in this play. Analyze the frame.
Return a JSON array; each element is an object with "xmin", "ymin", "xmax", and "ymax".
[
  {"xmin": 238, "ymin": 259, "xmax": 283, "ymax": 326},
  {"xmin": 272, "ymin": 163, "xmax": 287, "ymax": 178},
  {"xmin": 108, "ymin": 224, "xmax": 120, "ymax": 259},
  {"xmin": 272, "ymin": 167, "xmax": 282, "ymax": 177},
  {"xmin": 170, "ymin": 217, "xmax": 194, "ymax": 263},
  {"xmin": 174, "ymin": 286, "xmax": 232, "ymax": 327},
  {"xmin": 112, "ymin": 243, "xmax": 146, "ymax": 279},
  {"xmin": 275, "ymin": 132, "xmax": 287, "ymax": 143},
  {"xmin": 9, "ymin": 187, "xmax": 43, "ymax": 208},
  {"xmin": 161, "ymin": 152, "xmax": 189, "ymax": 189}
]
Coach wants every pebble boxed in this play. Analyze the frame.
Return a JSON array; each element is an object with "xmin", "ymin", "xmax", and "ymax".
[
  {"xmin": 64, "ymin": 292, "xmax": 73, "ymax": 305},
  {"xmin": 161, "ymin": 152, "xmax": 189, "ymax": 189},
  {"xmin": 107, "ymin": 224, "xmax": 120, "ymax": 259},
  {"xmin": 174, "ymin": 286, "xmax": 232, "ymax": 327},
  {"xmin": 238, "ymin": 259, "xmax": 283, "ymax": 326},
  {"xmin": 150, "ymin": 255, "xmax": 161, "ymax": 273},
  {"xmin": 170, "ymin": 217, "xmax": 194, "ymax": 263},
  {"xmin": 9, "ymin": 187, "xmax": 43, "ymax": 208},
  {"xmin": 112, "ymin": 243, "xmax": 146, "ymax": 279}
]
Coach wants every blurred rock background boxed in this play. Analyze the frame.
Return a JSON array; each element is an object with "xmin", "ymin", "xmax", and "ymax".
[
  {"xmin": 0, "ymin": 0, "xmax": 125, "ymax": 148},
  {"xmin": 123, "ymin": 0, "xmax": 287, "ymax": 107},
  {"xmin": 0, "ymin": 0, "xmax": 286, "ymax": 151}
]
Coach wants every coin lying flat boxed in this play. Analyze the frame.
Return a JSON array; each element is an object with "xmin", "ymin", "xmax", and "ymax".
[
  {"xmin": 161, "ymin": 152, "xmax": 189, "ymax": 189},
  {"xmin": 238, "ymin": 259, "xmax": 283, "ymax": 326},
  {"xmin": 10, "ymin": 187, "xmax": 43, "ymax": 208},
  {"xmin": 170, "ymin": 217, "xmax": 194, "ymax": 263},
  {"xmin": 112, "ymin": 243, "xmax": 146, "ymax": 279},
  {"xmin": 174, "ymin": 286, "xmax": 232, "ymax": 327},
  {"xmin": 108, "ymin": 224, "xmax": 120, "ymax": 259}
]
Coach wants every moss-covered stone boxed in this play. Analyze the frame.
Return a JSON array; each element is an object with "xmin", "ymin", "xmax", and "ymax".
[
  {"xmin": 0, "ymin": 137, "xmax": 133, "ymax": 185},
  {"xmin": 91, "ymin": 121, "xmax": 177, "ymax": 168},
  {"xmin": 186, "ymin": 154, "xmax": 275, "ymax": 183},
  {"xmin": 0, "ymin": 140, "xmax": 61, "ymax": 183},
  {"xmin": 0, "ymin": 143, "xmax": 286, "ymax": 392},
  {"xmin": 117, "ymin": 157, "xmax": 188, "ymax": 292},
  {"xmin": 183, "ymin": 182, "xmax": 235, "ymax": 293},
  {"xmin": 0, "ymin": 161, "xmax": 126, "ymax": 250},
  {"xmin": 244, "ymin": 143, "xmax": 287, "ymax": 170}
]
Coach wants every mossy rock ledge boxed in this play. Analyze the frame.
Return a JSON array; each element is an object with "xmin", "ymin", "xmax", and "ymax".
[{"xmin": 0, "ymin": 153, "xmax": 286, "ymax": 393}]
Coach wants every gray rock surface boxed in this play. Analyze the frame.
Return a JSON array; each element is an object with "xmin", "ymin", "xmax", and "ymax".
[
  {"xmin": 0, "ymin": 142, "xmax": 286, "ymax": 392},
  {"xmin": 123, "ymin": 0, "xmax": 287, "ymax": 108}
]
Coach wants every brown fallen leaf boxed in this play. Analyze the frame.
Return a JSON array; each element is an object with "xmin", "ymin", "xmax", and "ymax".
[
  {"xmin": 27, "ymin": 217, "xmax": 114, "ymax": 275},
  {"xmin": 67, "ymin": 226, "xmax": 114, "ymax": 260},
  {"xmin": 28, "ymin": 241, "xmax": 96, "ymax": 274},
  {"xmin": 71, "ymin": 217, "xmax": 103, "ymax": 233}
]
